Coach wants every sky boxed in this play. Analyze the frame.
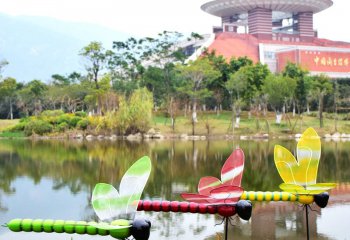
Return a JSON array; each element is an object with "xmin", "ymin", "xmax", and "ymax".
[{"xmin": 0, "ymin": 0, "xmax": 349, "ymax": 41}]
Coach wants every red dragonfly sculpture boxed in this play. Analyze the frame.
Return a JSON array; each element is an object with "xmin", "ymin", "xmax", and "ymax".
[
  {"xmin": 138, "ymin": 149, "xmax": 252, "ymax": 240},
  {"xmin": 181, "ymin": 148, "xmax": 250, "ymax": 218},
  {"xmin": 182, "ymin": 148, "xmax": 251, "ymax": 239},
  {"xmin": 137, "ymin": 149, "xmax": 252, "ymax": 220}
]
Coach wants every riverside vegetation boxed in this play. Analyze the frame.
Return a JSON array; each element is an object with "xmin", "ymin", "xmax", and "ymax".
[{"xmin": 1, "ymin": 31, "xmax": 350, "ymax": 137}]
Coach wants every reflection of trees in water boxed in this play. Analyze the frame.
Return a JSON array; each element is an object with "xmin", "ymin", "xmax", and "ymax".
[
  {"xmin": 0, "ymin": 139, "xmax": 348, "ymax": 239},
  {"xmin": 0, "ymin": 139, "xmax": 349, "ymax": 202}
]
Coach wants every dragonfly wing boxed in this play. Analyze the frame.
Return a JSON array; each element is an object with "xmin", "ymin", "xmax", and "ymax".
[
  {"xmin": 221, "ymin": 149, "xmax": 245, "ymax": 186},
  {"xmin": 304, "ymin": 183, "xmax": 337, "ymax": 194},
  {"xmin": 274, "ymin": 145, "xmax": 299, "ymax": 185},
  {"xmin": 90, "ymin": 222, "xmax": 131, "ymax": 230},
  {"xmin": 198, "ymin": 176, "xmax": 221, "ymax": 196},
  {"xmin": 181, "ymin": 193, "xmax": 214, "ymax": 204},
  {"xmin": 119, "ymin": 156, "xmax": 152, "ymax": 218},
  {"xmin": 297, "ymin": 128, "xmax": 321, "ymax": 185},
  {"xmin": 91, "ymin": 183, "xmax": 120, "ymax": 221},
  {"xmin": 279, "ymin": 183, "xmax": 306, "ymax": 194},
  {"xmin": 209, "ymin": 185, "xmax": 244, "ymax": 204}
]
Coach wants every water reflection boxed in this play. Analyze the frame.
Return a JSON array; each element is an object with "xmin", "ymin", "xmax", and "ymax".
[{"xmin": 0, "ymin": 139, "xmax": 349, "ymax": 239}]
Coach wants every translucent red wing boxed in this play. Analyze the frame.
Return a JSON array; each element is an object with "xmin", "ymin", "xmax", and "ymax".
[
  {"xmin": 198, "ymin": 177, "xmax": 221, "ymax": 196},
  {"xmin": 209, "ymin": 185, "xmax": 244, "ymax": 204},
  {"xmin": 180, "ymin": 193, "xmax": 216, "ymax": 204},
  {"xmin": 221, "ymin": 149, "xmax": 245, "ymax": 187},
  {"xmin": 182, "ymin": 186, "xmax": 244, "ymax": 205}
]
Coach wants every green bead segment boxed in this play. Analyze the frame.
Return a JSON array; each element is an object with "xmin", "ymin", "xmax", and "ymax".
[{"xmin": 6, "ymin": 219, "xmax": 131, "ymax": 239}]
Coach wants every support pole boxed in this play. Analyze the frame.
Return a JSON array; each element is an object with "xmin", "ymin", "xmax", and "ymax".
[
  {"xmin": 305, "ymin": 205, "xmax": 310, "ymax": 240},
  {"xmin": 224, "ymin": 217, "xmax": 229, "ymax": 240}
]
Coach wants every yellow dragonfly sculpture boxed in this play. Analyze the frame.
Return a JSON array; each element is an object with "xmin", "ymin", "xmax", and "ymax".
[{"xmin": 274, "ymin": 127, "xmax": 336, "ymax": 239}]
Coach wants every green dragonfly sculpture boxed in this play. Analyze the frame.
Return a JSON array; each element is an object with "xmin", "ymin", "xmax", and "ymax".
[{"xmin": 7, "ymin": 156, "xmax": 152, "ymax": 240}]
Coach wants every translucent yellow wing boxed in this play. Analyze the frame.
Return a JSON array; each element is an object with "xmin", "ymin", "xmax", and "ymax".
[
  {"xmin": 297, "ymin": 127, "xmax": 321, "ymax": 185},
  {"xmin": 274, "ymin": 145, "xmax": 311, "ymax": 185},
  {"xmin": 280, "ymin": 183, "xmax": 336, "ymax": 195}
]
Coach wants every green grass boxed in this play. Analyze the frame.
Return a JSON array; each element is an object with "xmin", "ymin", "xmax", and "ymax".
[
  {"xmin": 151, "ymin": 111, "xmax": 350, "ymax": 136},
  {"xmin": 0, "ymin": 119, "xmax": 19, "ymax": 132},
  {"xmin": 0, "ymin": 131, "xmax": 25, "ymax": 138},
  {"xmin": 1, "ymin": 111, "xmax": 350, "ymax": 138}
]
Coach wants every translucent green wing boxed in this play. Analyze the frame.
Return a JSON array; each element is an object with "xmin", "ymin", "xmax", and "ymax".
[
  {"xmin": 92, "ymin": 156, "xmax": 152, "ymax": 221},
  {"xmin": 119, "ymin": 156, "xmax": 152, "ymax": 219},
  {"xmin": 297, "ymin": 128, "xmax": 321, "ymax": 186},
  {"xmin": 91, "ymin": 183, "xmax": 122, "ymax": 221}
]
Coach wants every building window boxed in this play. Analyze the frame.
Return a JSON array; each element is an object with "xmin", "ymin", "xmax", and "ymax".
[{"xmin": 264, "ymin": 51, "xmax": 275, "ymax": 60}]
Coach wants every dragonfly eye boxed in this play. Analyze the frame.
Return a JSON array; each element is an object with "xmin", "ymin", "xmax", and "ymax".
[
  {"xmin": 236, "ymin": 200, "xmax": 252, "ymax": 221},
  {"xmin": 131, "ymin": 218, "xmax": 151, "ymax": 240},
  {"xmin": 314, "ymin": 192, "xmax": 329, "ymax": 208}
]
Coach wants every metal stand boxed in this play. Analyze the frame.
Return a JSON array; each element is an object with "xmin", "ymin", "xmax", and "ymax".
[
  {"xmin": 305, "ymin": 205, "xmax": 310, "ymax": 240},
  {"xmin": 224, "ymin": 217, "xmax": 229, "ymax": 240}
]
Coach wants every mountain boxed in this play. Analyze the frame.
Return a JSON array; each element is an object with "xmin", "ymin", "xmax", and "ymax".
[{"xmin": 0, "ymin": 14, "xmax": 129, "ymax": 82}]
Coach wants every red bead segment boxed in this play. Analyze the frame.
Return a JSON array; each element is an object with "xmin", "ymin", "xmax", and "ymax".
[{"xmin": 137, "ymin": 200, "xmax": 237, "ymax": 217}]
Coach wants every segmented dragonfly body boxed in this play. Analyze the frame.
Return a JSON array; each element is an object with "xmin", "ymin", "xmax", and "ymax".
[
  {"xmin": 6, "ymin": 156, "xmax": 152, "ymax": 240},
  {"xmin": 137, "ymin": 190, "xmax": 316, "ymax": 215},
  {"xmin": 6, "ymin": 218, "xmax": 132, "ymax": 239}
]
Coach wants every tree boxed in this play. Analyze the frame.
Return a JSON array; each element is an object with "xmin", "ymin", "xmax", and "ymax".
[
  {"xmin": 79, "ymin": 42, "xmax": 113, "ymax": 89},
  {"xmin": 282, "ymin": 63, "xmax": 309, "ymax": 114},
  {"xmin": 176, "ymin": 58, "xmax": 221, "ymax": 135},
  {"xmin": 226, "ymin": 69, "xmax": 248, "ymax": 129},
  {"xmin": 0, "ymin": 77, "xmax": 18, "ymax": 119},
  {"xmin": 311, "ymin": 74, "xmax": 333, "ymax": 128},
  {"xmin": 263, "ymin": 75, "xmax": 296, "ymax": 124},
  {"xmin": 15, "ymin": 80, "xmax": 47, "ymax": 117},
  {"xmin": 0, "ymin": 59, "xmax": 9, "ymax": 79}
]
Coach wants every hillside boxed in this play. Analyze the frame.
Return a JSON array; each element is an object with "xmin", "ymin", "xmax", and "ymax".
[{"xmin": 0, "ymin": 14, "xmax": 128, "ymax": 82}]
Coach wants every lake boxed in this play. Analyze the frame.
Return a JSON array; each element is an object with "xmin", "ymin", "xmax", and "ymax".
[{"xmin": 0, "ymin": 139, "xmax": 349, "ymax": 240}]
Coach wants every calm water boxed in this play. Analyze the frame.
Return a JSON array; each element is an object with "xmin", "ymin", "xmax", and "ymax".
[{"xmin": 0, "ymin": 139, "xmax": 349, "ymax": 240}]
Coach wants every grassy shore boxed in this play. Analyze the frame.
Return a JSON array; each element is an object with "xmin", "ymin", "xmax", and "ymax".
[
  {"xmin": 152, "ymin": 111, "xmax": 350, "ymax": 137},
  {"xmin": 1, "ymin": 111, "xmax": 350, "ymax": 138}
]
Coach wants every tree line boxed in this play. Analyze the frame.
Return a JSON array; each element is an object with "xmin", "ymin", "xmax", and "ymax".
[{"xmin": 1, "ymin": 31, "xmax": 350, "ymax": 132}]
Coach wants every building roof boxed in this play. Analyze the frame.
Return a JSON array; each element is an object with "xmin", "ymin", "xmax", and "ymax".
[
  {"xmin": 201, "ymin": 0, "xmax": 333, "ymax": 17},
  {"xmin": 207, "ymin": 32, "xmax": 350, "ymax": 62}
]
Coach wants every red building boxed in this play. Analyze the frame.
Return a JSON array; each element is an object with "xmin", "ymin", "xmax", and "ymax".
[{"xmin": 200, "ymin": 0, "xmax": 350, "ymax": 78}]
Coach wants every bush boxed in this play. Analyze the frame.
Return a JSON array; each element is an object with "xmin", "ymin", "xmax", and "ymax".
[
  {"xmin": 8, "ymin": 122, "xmax": 27, "ymax": 132},
  {"xmin": 56, "ymin": 115, "xmax": 71, "ymax": 125},
  {"xmin": 57, "ymin": 122, "xmax": 69, "ymax": 132},
  {"xmin": 75, "ymin": 111, "xmax": 87, "ymax": 117},
  {"xmin": 77, "ymin": 119, "xmax": 89, "ymax": 130},
  {"xmin": 24, "ymin": 120, "xmax": 53, "ymax": 136},
  {"xmin": 69, "ymin": 116, "xmax": 82, "ymax": 128}
]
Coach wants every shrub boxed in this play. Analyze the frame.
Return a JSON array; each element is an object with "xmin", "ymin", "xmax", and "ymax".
[
  {"xmin": 24, "ymin": 120, "xmax": 53, "ymax": 136},
  {"xmin": 69, "ymin": 116, "xmax": 82, "ymax": 128},
  {"xmin": 75, "ymin": 111, "xmax": 87, "ymax": 117},
  {"xmin": 8, "ymin": 122, "xmax": 27, "ymax": 132},
  {"xmin": 77, "ymin": 119, "xmax": 89, "ymax": 130},
  {"xmin": 56, "ymin": 115, "xmax": 71, "ymax": 125},
  {"xmin": 57, "ymin": 122, "xmax": 69, "ymax": 132}
]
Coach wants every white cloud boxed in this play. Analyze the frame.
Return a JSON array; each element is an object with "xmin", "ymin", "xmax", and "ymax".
[{"xmin": 0, "ymin": 0, "xmax": 349, "ymax": 41}]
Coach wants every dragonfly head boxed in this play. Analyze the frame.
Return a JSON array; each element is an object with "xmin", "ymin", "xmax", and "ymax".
[
  {"xmin": 236, "ymin": 200, "xmax": 252, "ymax": 221},
  {"xmin": 131, "ymin": 218, "xmax": 151, "ymax": 240},
  {"xmin": 314, "ymin": 192, "xmax": 329, "ymax": 208}
]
